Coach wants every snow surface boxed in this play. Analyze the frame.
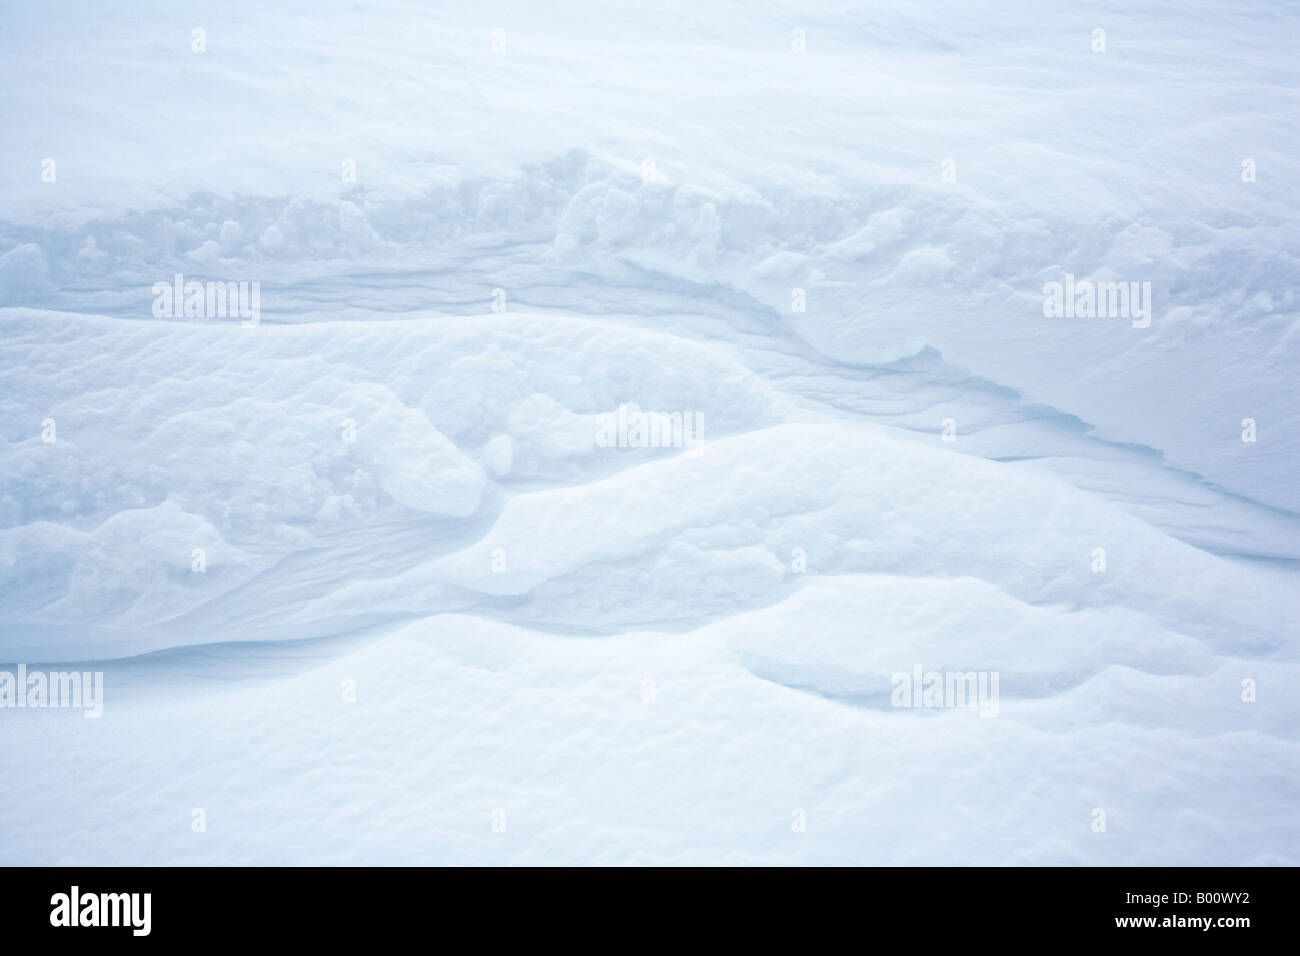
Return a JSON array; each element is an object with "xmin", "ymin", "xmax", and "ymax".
[{"xmin": 1, "ymin": 0, "xmax": 1297, "ymax": 864}]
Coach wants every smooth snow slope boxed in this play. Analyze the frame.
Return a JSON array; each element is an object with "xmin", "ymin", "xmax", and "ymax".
[{"xmin": 1, "ymin": 0, "xmax": 1297, "ymax": 865}]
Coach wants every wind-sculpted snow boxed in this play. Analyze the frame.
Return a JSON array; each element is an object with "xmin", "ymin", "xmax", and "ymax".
[
  {"xmin": 1, "ymin": 0, "xmax": 1298, "ymax": 865},
  {"xmin": 2, "ymin": 606, "xmax": 1296, "ymax": 865}
]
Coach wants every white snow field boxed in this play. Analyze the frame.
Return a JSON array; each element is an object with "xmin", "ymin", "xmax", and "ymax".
[{"xmin": 1, "ymin": 0, "xmax": 1298, "ymax": 864}]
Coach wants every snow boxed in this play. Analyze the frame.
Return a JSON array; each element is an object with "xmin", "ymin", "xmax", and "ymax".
[{"xmin": 1, "ymin": 0, "xmax": 1297, "ymax": 864}]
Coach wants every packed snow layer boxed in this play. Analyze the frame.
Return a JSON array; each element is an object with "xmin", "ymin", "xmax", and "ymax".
[
  {"xmin": 4, "ymin": 604, "xmax": 1296, "ymax": 866},
  {"xmin": 1, "ymin": 0, "xmax": 1298, "ymax": 864}
]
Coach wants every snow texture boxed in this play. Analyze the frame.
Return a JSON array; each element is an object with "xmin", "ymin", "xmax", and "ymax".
[{"xmin": 1, "ymin": 0, "xmax": 1297, "ymax": 864}]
